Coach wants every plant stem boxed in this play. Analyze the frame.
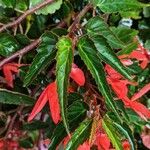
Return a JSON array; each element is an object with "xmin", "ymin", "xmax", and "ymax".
[
  {"xmin": 0, "ymin": 39, "xmax": 41, "ymax": 68},
  {"xmin": 0, "ymin": 0, "xmax": 54, "ymax": 32},
  {"xmin": 69, "ymin": 3, "xmax": 92, "ymax": 35}
]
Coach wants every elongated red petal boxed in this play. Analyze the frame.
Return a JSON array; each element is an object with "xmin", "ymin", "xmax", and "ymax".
[
  {"xmin": 129, "ymin": 101, "xmax": 150, "ymax": 119},
  {"xmin": 47, "ymin": 82, "xmax": 61, "ymax": 124},
  {"xmin": 28, "ymin": 87, "xmax": 48, "ymax": 122},
  {"xmin": 129, "ymin": 51, "xmax": 147, "ymax": 61},
  {"xmin": 107, "ymin": 78, "xmax": 129, "ymax": 99},
  {"xmin": 131, "ymin": 83, "xmax": 150, "ymax": 101},
  {"xmin": 70, "ymin": 64, "xmax": 85, "ymax": 86},
  {"xmin": 96, "ymin": 133, "xmax": 110, "ymax": 150},
  {"xmin": 77, "ymin": 141, "xmax": 90, "ymax": 150},
  {"xmin": 105, "ymin": 64, "xmax": 122, "ymax": 79},
  {"xmin": 140, "ymin": 60, "xmax": 148, "ymax": 69},
  {"xmin": 3, "ymin": 66, "xmax": 14, "ymax": 87},
  {"xmin": 2, "ymin": 63, "xmax": 25, "ymax": 87}
]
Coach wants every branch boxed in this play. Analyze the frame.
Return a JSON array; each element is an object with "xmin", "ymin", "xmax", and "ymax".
[
  {"xmin": 69, "ymin": 3, "xmax": 92, "ymax": 35},
  {"xmin": 0, "ymin": 0, "xmax": 54, "ymax": 32},
  {"xmin": 0, "ymin": 38, "xmax": 41, "ymax": 68}
]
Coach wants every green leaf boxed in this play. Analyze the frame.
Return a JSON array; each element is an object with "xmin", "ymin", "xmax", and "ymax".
[
  {"xmin": 90, "ymin": 34, "xmax": 133, "ymax": 80},
  {"xmin": 24, "ymin": 32, "xmax": 57, "ymax": 87},
  {"xmin": 56, "ymin": 36, "xmax": 73, "ymax": 135},
  {"xmin": 60, "ymin": 1, "xmax": 73, "ymax": 18},
  {"xmin": 86, "ymin": 16, "xmax": 125, "ymax": 49},
  {"xmin": 120, "ymin": 11, "xmax": 141, "ymax": 19},
  {"xmin": 110, "ymin": 27, "xmax": 138, "ymax": 44},
  {"xmin": 91, "ymin": 0, "xmax": 148, "ymax": 13},
  {"xmin": 65, "ymin": 119, "xmax": 92, "ymax": 150},
  {"xmin": 67, "ymin": 93, "xmax": 83, "ymax": 106},
  {"xmin": 0, "ymin": 33, "xmax": 20, "ymax": 56},
  {"xmin": 22, "ymin": 120, "xmax": 49, "ymax": 131},
  {"xmin": 117, "ymin": 42, "xmax": 138, "ymax": 55},
  {"xmin": 77, "ymin": 36, "xmax": 121, "ymax": 122},
  {"xmin": 19, "ymin": 137, "xmax": 34, "ymax": 148},
  {"xmin": 0, "ymin": 89, "xmax": 34, "ymax": 106},
  {"xmin": 102, "ymin": 119, "xmax": 123, "ymax": 150},
  {"xmin": 30, "ymin": 0, "xmax": 63, "ymax": 15},
  {"xmin": 51, "ymin": 28, "xmax": 68, "ymax": 37},
  {"xmin": 15, "ymin": 0, "xmax": 28, "ymax": 11},
  {"xmin": 15, "ymin": 34, "xmax": 30, "ymax": 46},
  {"xmin": 113, "ymin": 122, "xmax": 136, "ymax": 150},
  {"xmin": 0, "ymin": 0, "xmax": 15, "ymax": 8},
  {"xmin": 49, "ymin": 101, "xmax": 88, "ymax": 150}
]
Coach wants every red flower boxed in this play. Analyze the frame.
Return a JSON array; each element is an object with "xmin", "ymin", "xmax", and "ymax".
[
  {"xmin": 28, "ymin": 82, "xmax": 61, "ymax": 124},
  {"xmin": 77, "ymin": 141, "xmax": 90, "ymax": 150},
  {"xmin": 95, "ymin": 133, "xmax": 110, "ymax": 150},
  {"xmin": 122, "ymin": 140, "xmax": 130, "ymax": 150},
  {"xmin": 70, "ymin": 63, "xmax": 85, "ymax": 86},
  {"xmin": 131, "ymin": 83, "xmax": 150, "ymax": 101},
  {"xmin": 2, "ymin": 63, "xmax": 24, "ymax": 88},
  {"xmin": 105, "ymin": 55, "xmax": 150, "ymax": 120},
  {"xmin": 28, "ymin": 63, "xmax": 85, "ymax": 123}
]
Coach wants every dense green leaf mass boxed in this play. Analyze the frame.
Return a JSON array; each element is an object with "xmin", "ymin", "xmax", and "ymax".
[
  {"xmin": 0, "ymin": 33, "xmax": 20, "ymax": 56},
  {"xmin": 30, "ymin": 0, "xmax": 63, "ymax": 15},
  {"xmin": 102, "ymin": 118, "xmax": 123, "ymax": 150},
  {"xmin": 24, "ymin": 32, "xmax": 58, "ymax": 86},
  {"xmin": 90, "ymin": 34, "xmax": 132, "ymax": 80},
  {"xmin": 65, "ymin": 119, "xmax": 92, "ymax": 150},
  {"xmin": 78, "ymin": 36, "xmax": 121, "ymax": 122},
  {"xmin": 49, "ymin": 101, "xmax": 88, "ymax": 150},
  {"xmin": 91, "ymin": 0, "xmax": 148, "ymax": 13},
  {"xmin": 86, "ymin": 16, "xmax": 125, "ymax": 49}
]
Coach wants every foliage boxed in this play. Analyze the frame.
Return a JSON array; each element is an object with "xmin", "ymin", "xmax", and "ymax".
[{"xmin": 0, "ymin": 0, "xmax": 150, "ymax": 149}]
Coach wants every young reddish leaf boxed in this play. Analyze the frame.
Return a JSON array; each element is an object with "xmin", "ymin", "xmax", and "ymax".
[
  {"xmin": 131, "ymin": 83, "xmax": 150, "ymax": 101},
  {"xmin": 47, "ymin": 82, "xmax": 61, "ymax": 124},
  {"xmin": 70, "ymin": 63, "xmax": 85, "ymax": 86},
  {"xmin": 2, "ymin": 63, "xmax": 24, "ymax": 87},
  {"xmin": 95, "ymin": 133, "xmax": 110, "ymax": 150},
  {"xmin": 77, "ymin": 141, "xmax": 90, "ymax": 150},
  {"xmin": 28, "ymin": 86, "xmax": 48, "ymax": 122}
]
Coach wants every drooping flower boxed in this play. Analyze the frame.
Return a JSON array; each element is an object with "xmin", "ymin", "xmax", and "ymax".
[
  {"xmin": 124, "ymin": 44, "xmax": 149, "ymax": 69},
  {"xmin": 77, "ymin": 141, "xmax": 90, "ymax": 150},
  {"xmin": 70, "ymin": 63, "xmax": 85, "ymax": 86},
  {"xmin": 105, "ymin": 49, "xmax": 150, "ymax": 120},
  {"xmin": 28, "ymin": 63, "xmax": 85, "ymax": 123},
  {"xmin": 95, "ymin": 133, "xmax": 110, "ymax": 150},
  {"xmin": 2, "ymin": 63, "xmax": 24, "ymax": 88},
  {"xmin": 131, "ymin": 83, "xmax": 150, "ymax": 101},
  {"xmin": 28, "ymin": 82, "xmax": 61, "ymax": 124}
]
